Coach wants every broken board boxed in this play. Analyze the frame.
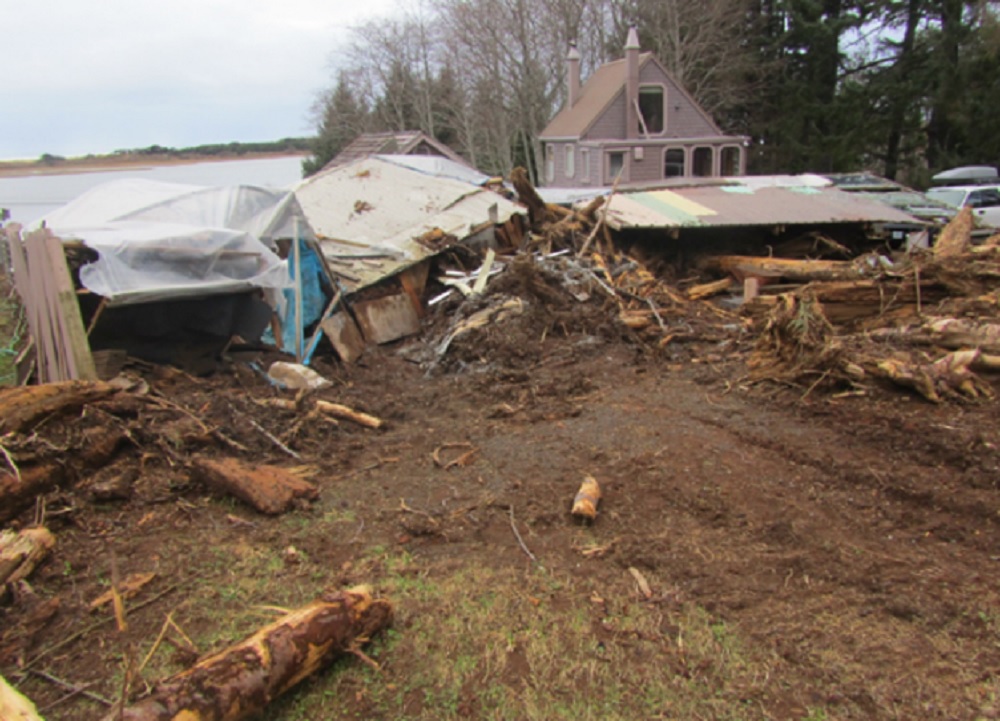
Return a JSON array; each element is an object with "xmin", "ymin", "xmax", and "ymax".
[
  {"xmin": 320, "ymin": 311, "xmax": 366, "ymax": 364},
  {"xmin": 352, "ymin": 293, "xmax": 421, "ymax": 345}
]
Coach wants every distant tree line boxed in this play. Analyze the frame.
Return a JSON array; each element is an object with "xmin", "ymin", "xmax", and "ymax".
[
  {"xmin": 120, "ymin": 138, "xmax": 312, "ymax": 157},
  {"xmin": 305, "ymin": 0, "xmax": 1000, "ymax": 186}
]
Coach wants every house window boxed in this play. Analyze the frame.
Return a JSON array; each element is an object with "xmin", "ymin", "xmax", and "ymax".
[
  {"xmin": 664, "ymin": 148, "xmax": 685, "ymax": 178},
  {"xmin": 721, "ymin": 146, "xmax": 741, "ymax": 176},
  {"xmin": 565, "ymin": 145, "xmax": 575, "ymax": 179},
  {"xmin": 545, "ymin": 144, "xmax": 555, "ymax": 184},
  {"xmin": 638, "ymin": 86, "xmax": 665, "ymax": 134},
  {"xmin": 607, "ymin": 151, "xmax": 626, "ymax": 183},
  {"xmin": 580, "ymin": 148, "xmax": 590, "ymax": 183},
  {"xmin": 692, "ymin": 146, "xmax": 713, "ymax": 177}
]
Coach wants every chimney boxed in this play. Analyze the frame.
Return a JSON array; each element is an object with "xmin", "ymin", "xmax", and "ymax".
[
  {"xmin": 567, "ymin": 41, "xmax": 582, "ymax": 107},
  {"xmin": 625, "ymin": 27, "xmax": 640, "ymax": 140}
]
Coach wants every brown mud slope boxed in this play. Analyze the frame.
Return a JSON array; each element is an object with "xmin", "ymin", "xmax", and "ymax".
[{"xmin": 1, "ymin": 329, "xmax": 999, "ymax": 719}]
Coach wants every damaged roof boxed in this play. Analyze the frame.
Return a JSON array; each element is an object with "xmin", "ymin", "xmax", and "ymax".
[
  {"xmin": 603, "ymin": 175, "xmax": 925, "ymax": 230},
  {"xmin": 293, "ymin": 155, "xmax": 523, "ymax": 292}
]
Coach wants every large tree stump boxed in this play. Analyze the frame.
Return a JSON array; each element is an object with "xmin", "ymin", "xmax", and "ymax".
[
  {"xmin": 108, "ymin": 587, "xmax": 393, "ymax": 721},
  {"xmin": 191, "ymin": 457, "xmax": 319, "ymax": 514}
]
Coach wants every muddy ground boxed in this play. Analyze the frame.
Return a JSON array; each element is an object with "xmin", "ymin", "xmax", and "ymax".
[{"xmin": 2, "ymin": 274, "xmax": 1000, "ymax": 720}]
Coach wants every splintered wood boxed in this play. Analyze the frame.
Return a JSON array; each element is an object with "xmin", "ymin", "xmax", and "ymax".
[
  {"xmin": 191, "ymin": 457, "xmax": 319, "ymax": 515},
  {"xmin": 105, "ymin": 587, "xmax": 393, "ymax": 721},
  {"xmin": 0, "ymin": 527, "xmax": 55, "ymax": 585}
]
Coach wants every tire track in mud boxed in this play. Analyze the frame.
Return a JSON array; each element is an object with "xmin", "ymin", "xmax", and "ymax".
[{"xmin": 577, "ymin": 375, "xmax": 1000, "ymax": 719}]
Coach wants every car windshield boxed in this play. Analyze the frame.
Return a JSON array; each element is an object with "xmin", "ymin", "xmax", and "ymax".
[{"xmin": 926, "ymin": 188, "xmax": 969, "ymax": 207}]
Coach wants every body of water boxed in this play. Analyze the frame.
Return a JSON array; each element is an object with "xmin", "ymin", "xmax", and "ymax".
[{"xmin": 0, "ymin": 155, "xmax": 307, "ymax": 225}]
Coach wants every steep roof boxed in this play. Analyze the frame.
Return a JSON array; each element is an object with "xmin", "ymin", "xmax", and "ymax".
[
  {"xmin": 540, "ymin": 53, "xmax": 724, "ymax": 140},
  {"xmin": 324, "ymin": 131, "xmax": 468, "ymax": 171}
]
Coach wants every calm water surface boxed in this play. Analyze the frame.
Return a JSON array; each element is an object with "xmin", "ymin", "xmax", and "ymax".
[{"xmin": 0, "ymin": 155, "xmax": 306, "ymax": 224}]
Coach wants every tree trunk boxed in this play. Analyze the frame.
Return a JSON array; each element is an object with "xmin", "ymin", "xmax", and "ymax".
[{"xmin": 108, "ymin": 587, "xmax": 393, "ymax": 721}]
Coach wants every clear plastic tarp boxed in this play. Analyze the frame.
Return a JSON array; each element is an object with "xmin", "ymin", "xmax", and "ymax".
[{"xmin": 38, "ymin": 179, "xmax": 295, "ymax": 306}]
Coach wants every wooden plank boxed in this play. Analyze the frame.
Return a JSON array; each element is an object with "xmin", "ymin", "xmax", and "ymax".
[
  {"xmin": 320, "ymin": 310, "xmax": 366, "ymax": 364},
  {"xmin": 38, "ymin": 229, "xmax": 96, "ymax": 380},
  {"xmin": 398, "ymin": 261, "xmax": 430, "ymax": 319},
  {"xmin": 352, "ymin": 293, "xmax": 421, "ymax": 345}
]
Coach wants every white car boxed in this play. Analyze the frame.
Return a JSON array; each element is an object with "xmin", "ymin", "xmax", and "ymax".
[{"xmin": 925, "ymin": 185, "xmax": 1000, "ymax": 228}]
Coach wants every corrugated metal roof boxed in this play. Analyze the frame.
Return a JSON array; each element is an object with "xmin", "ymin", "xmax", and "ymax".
[
  {"xmin": 604, "ymin": 177, "xmax": 924, "ymax": 230},
  {"xmin": 293, "ymin": 156, "xmax": 522, "ymax": 292}
]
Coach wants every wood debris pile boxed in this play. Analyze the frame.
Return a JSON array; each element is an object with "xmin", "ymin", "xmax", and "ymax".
[{"xmin": 746, "ymin": 207, "xmax": 1000, "ymax": 401}]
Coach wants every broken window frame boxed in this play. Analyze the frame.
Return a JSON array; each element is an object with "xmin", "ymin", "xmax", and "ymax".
[
  {"xmin": 663, "ymin": 147, "xmax": 685, "ymax": 178},
  {"xmin": 545, "ymin": 144, "xmax": 556, "ymax": 184},
  {"xmin": 580, "ymin": 148, "xmax": 590, "ymax": 183},
  {"xmin": 638, "ymin": 85, "xmax": 665, "ymax": 135},
  {"xmin": 692, "ymin": 146, "xmax": 714, "ymax": 177},
  {"xmin": 565, "ymin": 144, "xmax": 575, "ymax": 179}
]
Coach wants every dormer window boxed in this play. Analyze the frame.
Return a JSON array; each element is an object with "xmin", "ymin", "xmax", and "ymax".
[{"xmin": 638, "ymin": 86, "xmax": 664, "ymax": 134}]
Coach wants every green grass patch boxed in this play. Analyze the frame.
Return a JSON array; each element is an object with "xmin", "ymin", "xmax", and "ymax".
[{"xmin": 256, "ymin": 553, "xmax": 782, "ymax": 720}]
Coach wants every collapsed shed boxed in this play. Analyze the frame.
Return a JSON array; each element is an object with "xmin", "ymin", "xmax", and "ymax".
[{"xmin": 290, "ymin": 154, "xmax": 524, "ymax": 359}]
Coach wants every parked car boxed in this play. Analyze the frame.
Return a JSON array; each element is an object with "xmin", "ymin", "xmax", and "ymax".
[{"xmin": 925, "ymin": 185, "xmax": 1000, "ymax": 228}]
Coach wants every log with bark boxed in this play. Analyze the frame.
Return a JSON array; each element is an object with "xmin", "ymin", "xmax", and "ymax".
[
  {"xmin": 190, "ymin": 457, "xmax": 319, "ymax": 514},
  {"xmin": 0, "ymin": 380, "xmax": 118, "ymax": 434},
  {"xmin": 704, "ymin": 255, "xmax": 867, "ymax": 283},
  {"xmin": 0, "ymin": 425, "xmax": 127, "ymax": 524},
  {"xmin": 0, "ymin": 527, "xmax": 56, "ymax": 585},
  {"xmin": 107, "ymin": 586, "xmax": 393, "ymax": 721}
]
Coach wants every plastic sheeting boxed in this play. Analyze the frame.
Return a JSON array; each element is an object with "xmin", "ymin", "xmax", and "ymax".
[
  {"xmin": 38, "ymin": 179, "xmax": 294, "ymax": 306},
  {"xmin": 73, "ymin": 220, "xmax": 290, "ymax": 306}
]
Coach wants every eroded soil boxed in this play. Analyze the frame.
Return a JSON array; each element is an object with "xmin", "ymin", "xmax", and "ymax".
[{"xmin": 2, "ymin": 314, "xmax": 1000, "ymax": 719}]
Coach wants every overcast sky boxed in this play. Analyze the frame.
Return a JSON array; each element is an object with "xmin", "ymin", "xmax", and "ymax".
[{"xmin": 0, "ymin": 0, "xmax": 394, "ymax": 160}]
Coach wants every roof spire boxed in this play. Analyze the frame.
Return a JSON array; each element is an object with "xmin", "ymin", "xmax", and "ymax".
[{"xmin": 625, "ymin": 26, "xmax": 640, "ymax": 50}]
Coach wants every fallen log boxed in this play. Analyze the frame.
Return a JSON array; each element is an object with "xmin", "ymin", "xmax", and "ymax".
[
  {"xmin": 704, "ymin": 255, "xmax": 866, "ymax": 282},
  {"xmin": 0, "ymin": 527, "xmax": 56, "ymax": 585},
  {"xmin": 0, "ymin": 674, "xmax": 44, "ymax": 721},
  {"xmin": 191, "ymin": 458, "xmax": 319, "ymax": 515},
  {"xmin": 107, "ymin": 587, "xmax": 392, "ymax": 721},
  {"xmin": 924, "ymin": 317, "xmax": 1000, "ymax": 353},
  {"xmin": 0, "ymin": 380, "xmax": 118, "ymax": 434},
  {"xmin": 314, "ymin": 401, "xmax": 384, "ymax": 430},
  {"xmin": 0, "ymin": 463, "xmax": 66, "ymax": 525}
]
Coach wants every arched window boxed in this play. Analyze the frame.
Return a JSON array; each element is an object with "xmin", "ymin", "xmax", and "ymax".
[
  {"xmin": 692, "ymin": 147, "xmax": 713, "ymax": 177},
  {"xmin": 545, "ymin": 145, "xmax": 555, "ymax": 184},
  {"xmin": 721, "ymin": 146, "xmax": 741, "ymax": 176},
  {"xmin": 565, "ymin": 145, "xmax": 575, "ymax": 179},
  {"xmin": 664, "ymin": 148, "xmax": 685, "ymax": 178}
]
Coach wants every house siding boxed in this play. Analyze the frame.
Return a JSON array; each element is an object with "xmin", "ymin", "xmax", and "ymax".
[
  {"xmin": 583, "ymin": 92, "xmax": 627, "ymax": 142},
  {"xmin": 638, "ymin": 63, "xmax": 719, "ymax": 139}
]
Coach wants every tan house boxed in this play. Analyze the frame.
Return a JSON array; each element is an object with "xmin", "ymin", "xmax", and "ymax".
[{"xmin": 539, "ymin": 29, "xmax": 747, "ymax": 188}]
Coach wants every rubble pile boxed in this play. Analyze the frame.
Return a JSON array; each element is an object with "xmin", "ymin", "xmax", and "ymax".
[{"xmin": 748, "ymin": 209, "xmax": 1000, "ymax": 401}]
